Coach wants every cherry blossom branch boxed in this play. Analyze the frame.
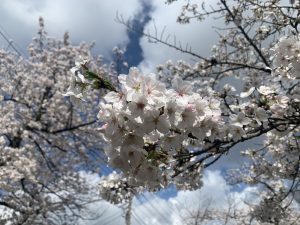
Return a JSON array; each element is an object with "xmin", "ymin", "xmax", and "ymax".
[{"xmin": 220, "ymin": 0, "xmax": 270, "ymax": 67}]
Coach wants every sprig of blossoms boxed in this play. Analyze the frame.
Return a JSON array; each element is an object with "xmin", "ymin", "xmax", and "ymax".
[
  {"xmin": 63, "ymin": 57, "xmax": 116, "ymax": 106},
  {"xmin": 98, "ymin": 172, "xmax": 135, "ymax": 204},
  {"xmin": 97, "ymin": 67, "xmax": 224, "ymax": 189}
]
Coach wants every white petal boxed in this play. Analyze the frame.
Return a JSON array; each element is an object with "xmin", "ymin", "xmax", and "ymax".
[{"xmin": 240, "ymin": 87, "xmax": 255, "ymax": 98}]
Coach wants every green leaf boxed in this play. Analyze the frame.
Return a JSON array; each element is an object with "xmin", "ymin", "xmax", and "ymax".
[
  {"xmin": 101, "ymin": 78, "xmax": 117, "ymax": 92},
  {"xmin": 84, "ymin": 70, "xmax": 99, "ymax": 80},
  {"xmin": 83, "ymin": 69, "xmax": 116, "ymax": 92}
]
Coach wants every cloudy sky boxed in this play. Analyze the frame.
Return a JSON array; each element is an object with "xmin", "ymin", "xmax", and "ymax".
[
  {"xmin": 0, "ymin": 0, "xmax": 255, "ymax": 224},
  {"xmin": 0, "ymin": 0, "xmax": 222, "ymax": 69}
]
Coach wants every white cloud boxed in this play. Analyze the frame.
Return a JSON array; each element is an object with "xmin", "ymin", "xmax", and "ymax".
[
  {"xmin": 131, "ymin": 170, "xmax": 257, "ymax": 225},
  {"xmin": 0, "ymin": 0, "xmax": 142, "ymax": 56},
  {"xmin": 138, "ymin": 0, "xmax": 223, "ymax": 72}
]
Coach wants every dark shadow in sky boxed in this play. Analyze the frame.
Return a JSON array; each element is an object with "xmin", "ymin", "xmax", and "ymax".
[{"xmin": 116, "ymin": 0, "xmax": 153, "ymax": 74}]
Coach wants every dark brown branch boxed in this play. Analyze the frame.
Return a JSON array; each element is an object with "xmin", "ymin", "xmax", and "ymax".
[
  {"xmin": 116, "ymin": 14, "xmax": 209, "ymax": 62},
  {"xmin": 51, "ymin": 119, "xmax": 97, "ymax": 134}
]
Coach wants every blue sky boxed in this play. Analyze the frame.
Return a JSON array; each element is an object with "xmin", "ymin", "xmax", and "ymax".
[{"xmin": 0, "ymin": 0, "xmax": 256, "ymax": 224}]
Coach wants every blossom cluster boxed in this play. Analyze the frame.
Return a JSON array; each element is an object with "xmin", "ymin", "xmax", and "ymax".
[
  {"xmin": 0, "ymin": 137, "xmax": 37, "ymax": 183},
  {"xmin": 251, "ymin": 192, "xmax": 287, "ymax": 224},
  {"xmin": 273, "ymin": 35, "xmax": 300, "ymax": 79},
  {"xmin": 97, "ymin": 67, "xmax": 225, "ymax": 188},
  {"xmin": 98, "ymin": 172, "xmax": 135, "ymax": 204}
]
